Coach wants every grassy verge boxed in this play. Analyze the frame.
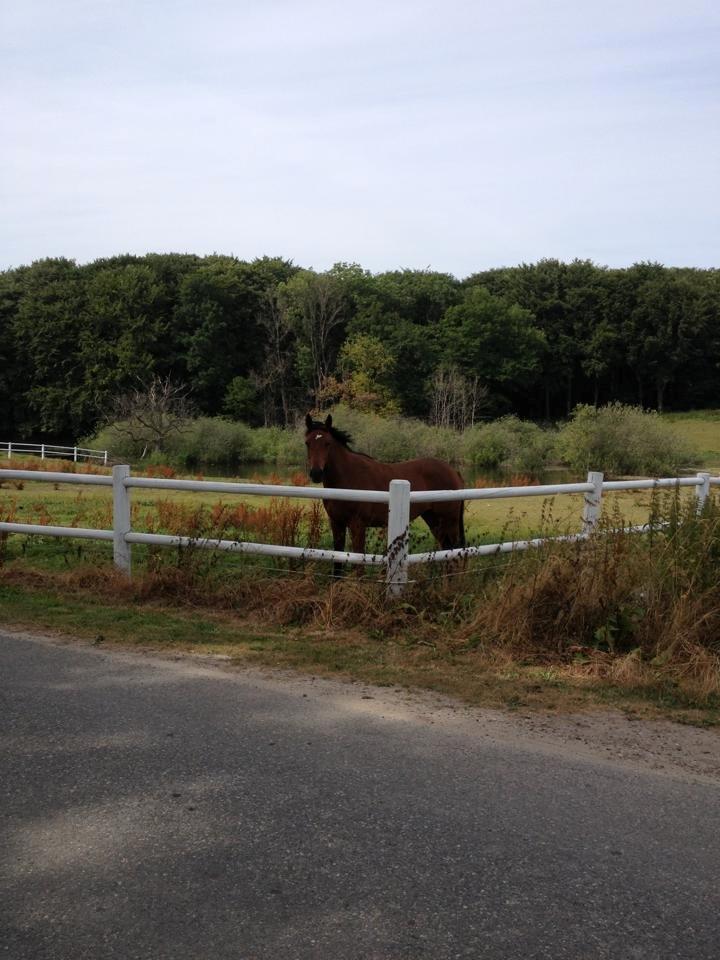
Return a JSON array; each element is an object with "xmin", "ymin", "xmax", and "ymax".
[
  {"xmin": 1, "ymin": 575, "xmax": 716, "ymax": 725},
  {"xmin": 2, "ymin": 490, "xmax": 719, "ymax": 727}
]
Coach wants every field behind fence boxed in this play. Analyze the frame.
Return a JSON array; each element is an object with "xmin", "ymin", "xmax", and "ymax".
[{"xmin": 1, "ymin": 464, "xmax": 718, "ymax": 595}]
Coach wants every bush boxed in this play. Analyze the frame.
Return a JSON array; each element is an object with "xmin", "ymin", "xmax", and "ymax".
[
  {"xmin": 556, "ymin": 404, "xmax": 697, "ymax": 476},
  {"xmin": 163, "ymin": 418, "xmax": 258, "ymax": 468},
  {"xmin": 99, "ymin": 405, "xmax": 703, "ymax": 478},
  {"xmin": 463, "ymin": 416, "xmax": 555, "ymax": 474},
  {"xmin": 87, "ymin": 418, "xmax": 261, "ymax": 468},
  {"xmin": 316, "ymin": 404, "xmax": 463, "ymax": 462}
]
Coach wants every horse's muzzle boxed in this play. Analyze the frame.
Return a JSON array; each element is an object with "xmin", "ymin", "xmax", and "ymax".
[{"xmin": 309, "ymin": 468, "xmax": 324, "ymax": 483}]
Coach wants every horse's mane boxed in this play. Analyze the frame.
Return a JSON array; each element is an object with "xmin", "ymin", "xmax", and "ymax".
[
  {"xmin": 306, "ymin": 418, "xmax": 354, "ymax": 448},
  {"xmin": 306, "ymin": 419, "xmax": 375, "ymax": 459}
]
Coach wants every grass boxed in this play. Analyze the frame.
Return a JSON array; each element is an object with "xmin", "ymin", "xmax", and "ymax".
[
  {"xmin": 1, "ymin": 575, "xmax": 716, "ymax": 724},
  {"xmin": 2, "ymin": 488, "xmax": 720, "ymax": 726},
  {"xmin": 2, "ymin": 447, "xmax": 720, "ymax": 726},
  {"xmin": 0, "ymin": 456, "xmax": 697, "ymax": 570},
  {"xmin": 662, "ymin": 411, "xmax": 720, "ymax": 469}
]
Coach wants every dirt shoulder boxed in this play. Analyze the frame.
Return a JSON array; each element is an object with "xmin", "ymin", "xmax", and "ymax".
[
  {"xmin": 5, "ymin": 626, "xmax": 719, "ymax": 787},
  {"xmin": 236, "ymin": 659, "xmax": 720, "ymax": 786}
]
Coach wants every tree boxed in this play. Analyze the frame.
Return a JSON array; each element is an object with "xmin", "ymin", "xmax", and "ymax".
[
  {"xmin": 11, "ymin": 258, "xmax": 90, "ymax": 439},
  {"xmin": 109, "ymin": 376, "xmax": 194, "ymax": 457},
  {"xmin": 441, "ymin": 287, "xmax": 545, "ymax": 404},
  {"xmin": 428, "ymin": 365, "xmax": 488, "ymax": 429},
  {"xmin": 279, "ymin": 264, "xmax": 370, "ymax": 399},
  {"xmin": 625, "ymin": 274, "xmax": 708, "ymax": 411},
  {"xmin": 254, "ymin": 284, "xmax": 298, "ymax": 426},
  {"xmin": 174, "ymin": 257, "xmax": 275, "ymax": 414},
  {"xmin": 315, "ymin": 334, "xmax": 400, "ymax": 414},
  {"xmin": 0, "ymin": 268, "xmax": 27, "ymax": 436},
  {"xmin": 222, "ymin": 375, "xmax": 259, "ymax": 422},
  {"xmin": 348, "ymin": 269, "xmax": 460, "ymax": 418},
  {"xmin": 80, "ymin": 263, "xmax": 169, "ymax": 411}
]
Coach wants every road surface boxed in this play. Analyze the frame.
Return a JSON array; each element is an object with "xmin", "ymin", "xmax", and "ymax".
[{"xmin": 1, "ymin": 629, "xmax": 719, "ymax": 959}]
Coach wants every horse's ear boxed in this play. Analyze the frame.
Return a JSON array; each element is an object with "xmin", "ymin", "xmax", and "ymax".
[
  {"xmin": 324, "ymin": 414, "xmax": 333, "ymax": 428},
  {"xmin": 305, "ymin": 413, "xmax": 313, "ymax": 431}
]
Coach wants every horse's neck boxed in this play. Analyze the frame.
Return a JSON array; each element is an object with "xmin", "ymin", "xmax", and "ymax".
[{"xmin": 324, "ymin": 445, "xmax": 361, "ymax": 488}]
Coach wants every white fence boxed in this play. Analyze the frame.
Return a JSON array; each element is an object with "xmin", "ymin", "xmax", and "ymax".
[
  {"xmin": 0, "ymin": 466, "xmax": 717, "ymax": 595},
  {"xmin": 3, "ymin": 442, "xmax": 109, "ymax": 465}
]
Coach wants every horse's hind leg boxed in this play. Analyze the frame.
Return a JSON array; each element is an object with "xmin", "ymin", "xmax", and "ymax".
[
  {"xmin": 330, "ymin": 518, "xmax": 347, "ymax": 578},
  {"xmin": 421, "ymin": 510, "xmax": 447, "ymax": 550},
  {"xmin": 422, "ymin": 507, "xmax": 464, "ymax": 551}
]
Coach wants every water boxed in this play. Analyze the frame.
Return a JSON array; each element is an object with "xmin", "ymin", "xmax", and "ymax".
[{"xmin": 204, "ymin": 462, "xmax": 580, "ymax": 487}]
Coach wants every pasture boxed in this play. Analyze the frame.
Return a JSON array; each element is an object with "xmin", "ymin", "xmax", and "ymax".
[
  {"xmin": 0, "ymin": 458, "xmax": 690, "ymax": 572},
  {"xmin": 662, "ymin": 410, "xmax": 720, "ymax": 468}
]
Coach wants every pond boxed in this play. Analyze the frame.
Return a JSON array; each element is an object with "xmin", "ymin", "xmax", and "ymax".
[{"xmin": 201, "ymin": 462, "xmax": 581, "ymax": 487}]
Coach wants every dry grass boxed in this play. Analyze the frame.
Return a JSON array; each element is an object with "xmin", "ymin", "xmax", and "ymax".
[
  {"xmin": 1, "ymin": 493, "xmax": 719, "ymax": 718},
  {"xmin": 2, "ymin": 458, "xmax": 719, "ymax": 718}
]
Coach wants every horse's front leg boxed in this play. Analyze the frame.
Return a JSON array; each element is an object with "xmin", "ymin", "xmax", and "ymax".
[
  {"xmin": 330, "ymin": 517, "xmax": 347, "ymax": 579},
  {"xmin": 349, "ymin": 520, "xmax": 367, "ymax": 577}
]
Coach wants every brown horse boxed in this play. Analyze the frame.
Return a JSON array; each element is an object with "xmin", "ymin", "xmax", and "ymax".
[{"xmin": 305, "ymin": 414, "xmax": 465, "ymax": 575}]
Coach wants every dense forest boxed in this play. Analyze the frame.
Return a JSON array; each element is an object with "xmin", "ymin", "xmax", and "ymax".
[{"xmin": 0, "ymin": 254, "xmax": 718, "ymax": 443}]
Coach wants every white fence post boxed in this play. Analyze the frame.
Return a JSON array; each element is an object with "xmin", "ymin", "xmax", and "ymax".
[
  {"xmin": 73, "ymin": 446, "xmax": 78, "ymax": 463},
  {"xmin": 113, "ymin": 464, "xmax": 132, "ymax": 575},
  {"xmin": 41, "ymin": 444, "xmax": 45, "ymax": 460},
  {"xmin": 7, "ymin": 442, "xmax": 11, "ymax": 459},
  {"xmin": 582, "ymin": 471, "xmax": 604, "ymax": 535},
  {"xmin": 696, "ymin": 472, "xmax": 711, "ymax": 514},
  {"xmin": 103, "ymin": 450, "xmax": 108, "ymax": 466},
  {"xmin": 386, "ymin": 479, "xmax": 411, "ymax": 596}
]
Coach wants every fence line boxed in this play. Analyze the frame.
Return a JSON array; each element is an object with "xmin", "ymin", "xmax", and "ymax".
[
  {"xmin": 2, "ymin": 442, "xmax": 109, "ymax": 465},
  {"xmin": 0, "ymin": 466, "xmax": 717, "ymax": 594}
]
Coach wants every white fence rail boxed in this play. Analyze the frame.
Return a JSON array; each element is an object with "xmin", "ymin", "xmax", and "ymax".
[
  {"xmin": 3, "ymin": 442, "xmax": 109, "ymax": 465},
  {"xmin": 0, "ymin": 466, "xmax": 717, "ymax": 595}
]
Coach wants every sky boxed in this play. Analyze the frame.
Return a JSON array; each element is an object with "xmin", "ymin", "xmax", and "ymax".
[{"xmin": 2, "ymin": 0, "xmax": 719, "ymax": 276}]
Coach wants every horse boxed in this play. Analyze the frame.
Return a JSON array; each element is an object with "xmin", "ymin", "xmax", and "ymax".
[{"xmin": 304, "ymin": 413, "xmax": 465, "ymax": 576}]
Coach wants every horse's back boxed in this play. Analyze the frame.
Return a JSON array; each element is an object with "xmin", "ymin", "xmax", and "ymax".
[{"xmin": 391, "ymin": 457, "xmax": 464, "ymax": 492}]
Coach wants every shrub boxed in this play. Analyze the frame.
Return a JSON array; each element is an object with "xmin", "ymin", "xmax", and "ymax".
[
  {"xmin": 308, "ymin": 404, "xmax": 465, "ymax": 462},
  {"xmin": 463, "ymin": 416, "xmax": 554, "ymax": 474},
  {"xmin": 89, "ymin": 418, "xmax": 262, "ymax": 469},
  {"xmin": 163, "ymin": 418, "xmax": 258, "ymax": 468},
  {"xmin": 556, "ymin": 404, "xmax": 697, "ymax": 476}
]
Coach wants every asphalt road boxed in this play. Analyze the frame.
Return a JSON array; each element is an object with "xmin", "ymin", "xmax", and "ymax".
[{"xmin": 1, "ymin": 630, "xmax": 719, "ymax": 960}]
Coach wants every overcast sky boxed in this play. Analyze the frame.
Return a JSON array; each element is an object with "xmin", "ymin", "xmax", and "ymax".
[{"xmin": 2, "ymin": 0, "xmax": 718, "ymax": 275}]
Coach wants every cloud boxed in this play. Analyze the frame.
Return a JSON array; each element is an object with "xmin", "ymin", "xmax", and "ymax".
[{"xmin": 2, "ymin": 0, "xmax": 719, "ymax": 272}]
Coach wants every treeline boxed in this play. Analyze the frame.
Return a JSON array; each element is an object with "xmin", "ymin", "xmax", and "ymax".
[{"xmin": 1, "ymin": 254, "xmax": 718, "ymax": 442}]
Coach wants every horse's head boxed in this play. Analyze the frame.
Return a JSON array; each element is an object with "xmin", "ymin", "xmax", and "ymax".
[{"xmin": 305, "ymin": 413, "xmax": 334, "ymax": 482}]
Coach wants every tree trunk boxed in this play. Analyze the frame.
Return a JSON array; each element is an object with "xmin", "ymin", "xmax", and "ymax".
[{"xmin": 656, "ymin": 380, "xmax": 666, "ymax": 414}]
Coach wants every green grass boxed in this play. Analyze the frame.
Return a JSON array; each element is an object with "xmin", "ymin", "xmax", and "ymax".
[
  {"xmin": 0, "ymin": 472, "xmax": 692, "ymax": 537},
  {"xmin": 661, "ymin": 412, "xmax": 720, "ymax": 469}
]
